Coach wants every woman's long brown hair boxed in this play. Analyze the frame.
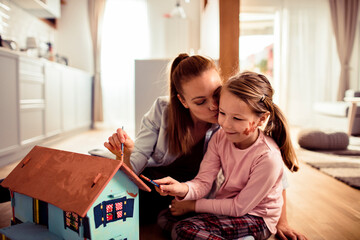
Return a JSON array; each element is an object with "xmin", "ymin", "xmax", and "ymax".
[
  {"xmin": 167, "ymin": 53, "xmax": 217, "ymax": 155},
  {"xmin": 223, "ymin": 71, "xmax": 299, "ymax": 172}
]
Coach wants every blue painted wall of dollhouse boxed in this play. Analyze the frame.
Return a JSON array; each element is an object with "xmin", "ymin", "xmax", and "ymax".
[
  {"xmin": 11, "ymin": 170, "xmax": 140, "ymax": 240},
  {"xmin": 13, "ymin": 193, "xmax": 33, "ymax": 223},
  {"xmin": 87, "ymin": 170, "xmax": 140, "ymax": 240}
]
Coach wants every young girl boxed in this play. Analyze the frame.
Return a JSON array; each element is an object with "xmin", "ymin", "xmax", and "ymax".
[{"xmin": 155, "ymin": 71, "xmax": 298, "ymax": 240}]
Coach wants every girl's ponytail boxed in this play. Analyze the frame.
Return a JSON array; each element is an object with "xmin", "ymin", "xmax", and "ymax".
[{"xmin": 266, "ymin": 102, "xmax": 299, "ymax": 172}]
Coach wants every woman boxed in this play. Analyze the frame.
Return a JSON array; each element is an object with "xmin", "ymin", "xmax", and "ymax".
[
  {"xmin": 104, "ymin": 53, "xmax": 307, "ymax": 240},
  {"xmin": 155, "ymin": 71, "xmax": 295, "ymax": 239}
]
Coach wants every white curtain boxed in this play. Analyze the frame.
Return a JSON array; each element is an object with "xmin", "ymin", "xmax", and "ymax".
[
  {"xmin": 88, "ymin": 0, "xmax": 106, "ymax": 123},
  {"xmin": 329, "ymin": 0, "xmax": 359, "ymax": 100},
  {"xmin": 200, "ymin": 0, "xmax": 219, "ymax": 60},
  {"xmin": 277, "ymin": 0, "xmax": 340, "ymax": 127},
  {"xmin": 101, "ymin": 0, "xmax": 149, "ymax": 137}
]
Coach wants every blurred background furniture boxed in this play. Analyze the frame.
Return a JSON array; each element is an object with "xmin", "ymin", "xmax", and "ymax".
[
  {"xmin": 313, "ymin": 90, "xmax": 360, "ymax": 136},
  {"xmin": 344, "ymin": 96, "xmax": 360, "ymax": 135}
]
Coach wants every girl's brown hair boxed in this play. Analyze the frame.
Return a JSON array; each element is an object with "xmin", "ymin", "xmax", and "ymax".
[
  {"xmin": 223, "ymin": 71, "xmax": 299, "ymax": 172},
  {"xmin": 167, "ymin": 53, "xmax": 217, "ymax": 155}
]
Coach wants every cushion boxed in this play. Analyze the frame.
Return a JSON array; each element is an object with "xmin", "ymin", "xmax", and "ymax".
[{"xmin": 298, "ymin": 129, "xmax": 349, "ymax": 150}]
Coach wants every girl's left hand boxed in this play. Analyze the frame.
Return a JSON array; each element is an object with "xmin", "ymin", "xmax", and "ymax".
[
  {"xmin": 169, "ymin": 199, "xmax": 196, "ymax": 216},
  {"xmin": 154, "ymin": 177, "xmax": 189, "ymax": 198}
]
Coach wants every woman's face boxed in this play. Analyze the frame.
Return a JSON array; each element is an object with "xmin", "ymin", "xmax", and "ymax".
[{"xmin": 178, "ymin": 69, "xmax": 222, "ymax": 124}]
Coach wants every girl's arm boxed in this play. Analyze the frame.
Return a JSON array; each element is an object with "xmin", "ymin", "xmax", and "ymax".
[
  {"xmin": 195, "ymin": 153, "xmax": 283, "ymax": 217},
  {"xmin": 156, "ymin": 132, "xmax": 222, "ymax": 199}
]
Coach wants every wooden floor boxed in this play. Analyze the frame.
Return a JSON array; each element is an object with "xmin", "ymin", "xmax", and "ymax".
[{"xmin": 1, "ymin": 128, "xmax": 360, "ymax": 240}]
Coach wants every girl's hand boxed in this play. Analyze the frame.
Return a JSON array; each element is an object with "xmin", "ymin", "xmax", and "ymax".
[
  {"xmin": 104, "ymin": 128, "xmax": 134, "ymax": 159},
  {"xmin": 154, "ymin": 177, "xmax": 189, "ymax": 198},
  {"xmin": 169, "ymin": 199, "xmax": 196, "ymax": 216}
]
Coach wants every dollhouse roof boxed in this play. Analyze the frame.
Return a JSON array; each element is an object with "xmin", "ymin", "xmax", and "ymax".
[{"xmin": 1, "ymin": 146, "xmax": 150, "ymax": 217}]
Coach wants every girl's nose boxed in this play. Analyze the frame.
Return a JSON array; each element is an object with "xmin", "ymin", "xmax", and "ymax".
[{"xmin": 221, "ymin": 116, "xmax": 231, "ymax": 129}]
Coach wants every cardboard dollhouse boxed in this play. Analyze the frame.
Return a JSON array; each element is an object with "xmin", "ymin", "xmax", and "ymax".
[{"xmin": 0, "ymin": 146, "xmax": 151, "ymax": 240}]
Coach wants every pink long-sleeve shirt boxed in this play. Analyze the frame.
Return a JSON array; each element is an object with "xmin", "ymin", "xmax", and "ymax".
[{"xmin": 182, "ymin": 129, "xmax": 284, "ymax": 234}]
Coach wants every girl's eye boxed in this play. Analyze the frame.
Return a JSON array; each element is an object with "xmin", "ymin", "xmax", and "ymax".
[
  {"xmin": 219, "ymin": 111, "xmax": 225, "ymax": 115},
  {"xmin": 195, "ymin": 100, "xmax": 206, "ymax": 105},
  {"xmin": 234, "ymin": 117, "xmax": 243, "ymax": 121}
]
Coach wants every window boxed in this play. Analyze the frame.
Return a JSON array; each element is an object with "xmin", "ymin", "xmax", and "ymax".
[
  {"xmin": 64, "ymin": 211, "xmax": 80, "ymax": 233},
  {"xmin": 93, "ymin": 197, "xmax": 134, "ymax": 228},
  {"xmin": 101, "ymin": 0, "xmax": 149, "ymax": 135},
  {"xmin": 239, "ymin": 13, "xmax": 275, "ymax": 78},
  {"xmin": 106, "ymin": 201, "xmax": 124, "ymax": 221}
]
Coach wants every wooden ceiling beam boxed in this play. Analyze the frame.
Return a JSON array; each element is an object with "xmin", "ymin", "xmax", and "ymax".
[{"xmin": 219, "ymin": 0, "xmax": 240, "ymax": 81}]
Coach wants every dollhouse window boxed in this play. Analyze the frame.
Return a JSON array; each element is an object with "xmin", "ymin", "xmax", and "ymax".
[
  {"xmin": 106, "ymin": 201, "xmax": 123, "ymax": 221},
  {"xmin": 93, "ymin": 197, "xmax": 134, "ymax": 228},
  {"xmin": 106, "ymin": 203, "xmax": 113, "ymax": 221},
  {"xmin": 64, "ymin": 211, "xmax": 80, "ymax": 233},
  {"xmin": 115, "ymin": 202, "xmax": 123, "ymax": 219}
]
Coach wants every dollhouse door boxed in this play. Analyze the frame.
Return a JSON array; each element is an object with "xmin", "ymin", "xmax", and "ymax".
[{"xmin": 33, "ymin": 199, "xmax": 48, "ymax": 227}]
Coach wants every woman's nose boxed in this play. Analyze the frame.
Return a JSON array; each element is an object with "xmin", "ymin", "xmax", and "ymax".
[{"xmin": 209, "ymin": 99, "xmax": 218, "ymax": 111}]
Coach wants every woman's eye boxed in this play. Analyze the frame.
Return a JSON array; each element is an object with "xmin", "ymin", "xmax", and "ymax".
[
  {"xmin": 234, "ymin": 117, "xmax": 243, "ymax": 121},
  {"xmin": 219, "ymin": 111, "xmax": 225, "ymax": 115},
  {"xmin": 195, "ymin": 100, "xmax": 206, "ymax": 105}
]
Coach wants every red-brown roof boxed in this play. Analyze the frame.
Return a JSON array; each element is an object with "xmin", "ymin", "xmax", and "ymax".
[{"xmin": 1, "ymin": 146, "xmax": 150, "ymax": 217}]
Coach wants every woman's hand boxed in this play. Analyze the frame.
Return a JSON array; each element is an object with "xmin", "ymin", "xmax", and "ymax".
[
  {"xmin": 169, "ymin": 199, "xmax": 196, "ymax": 216},
  {"xmin": 104, "ymin": 128, "xmax": 134, "ymax": 159},
  {"xmin": 154, "ymin": 177, "xmax": 189, "ymax": 198}
]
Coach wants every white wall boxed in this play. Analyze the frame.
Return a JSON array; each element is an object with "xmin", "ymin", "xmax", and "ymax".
[
  {"xmin": 56, "ymin": 0, "xmax": 94, "ymax": 73},
  {"xmin": 147, "ymin": 0, "xmax": 201, "ymax": 58},
  {"xmin": 0, "ymin": 0, "xmax": 55, "ymax": 51}
]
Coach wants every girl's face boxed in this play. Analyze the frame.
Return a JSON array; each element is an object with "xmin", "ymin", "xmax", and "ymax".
[
  {"xmin": 178, "ymin": 69, "xmax": 222, "ymax": 124},
  {"xmin": 218, "ymin": 89, "xmax": 268, "ymax": 149}
]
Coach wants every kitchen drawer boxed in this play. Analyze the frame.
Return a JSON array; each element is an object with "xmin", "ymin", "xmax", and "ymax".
[
  {"xmin": 20, "ymin": 81, "xmax": 44, "ymax": 101},
  {"xmin": 20, "ymin": 104, "xmax": 45, "ymax": 145},
  {"xmin": 19, "ymin": 57, "xmax": 44, "ymax": 76}
]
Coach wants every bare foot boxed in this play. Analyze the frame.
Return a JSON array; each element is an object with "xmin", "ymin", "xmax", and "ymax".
[{"xmin": 169, "ymin": 199, "xmax": 195, "ymax": 216}]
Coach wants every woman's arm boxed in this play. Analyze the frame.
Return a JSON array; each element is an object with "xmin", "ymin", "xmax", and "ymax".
[
  {"xmin": 104, "ymin": 128, "xmax": 134, "ymax": 169},
  {"xmin": 104, "ymin": 97, "xmax": 168, "ymax": 174},
  {"xmin": 130, "ymin": 97, "xmax": 169, "ymax": 174},
  {"xmin": 276, "ymin": 190, "xmax": 308, "ymax": 240}
]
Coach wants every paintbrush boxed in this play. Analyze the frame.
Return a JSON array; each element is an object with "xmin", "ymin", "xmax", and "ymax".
[
  {"xmin": 140, "ymin": 174, "xmax": 160, "ymax": 188},
  {"xmin": 121, "ymin": 126, "xmax": 124, "ymax": 163}
]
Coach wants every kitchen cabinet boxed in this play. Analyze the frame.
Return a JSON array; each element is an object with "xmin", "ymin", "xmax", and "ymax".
[
  {"xmin": 12, "ymin": 0, "xmax": 61, "ymax": 18},
  {"xmin": 75, "ymin": 70, "xmax": 92, "ymax": 128},
  {"xmin": 0, "ymin": 48, "xmax": 92, "ymax": 167},
  {"xmin": 0, "ymin": 52, "xmax": 19, "ymax": 157},
  {"xmin": 19, "ymin": 56, "xmax": 45, "ymax": 145},
  {"xmin": 61, "ymin": 67, "xmax": 77, "ymax": 131},
  {"xmin": 44, "ymin": 62, "xmax": 62, "ymax": 137},
  {"xmin": 45, "ymin": 63, "xmax": 92, "ymax": 135}
]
